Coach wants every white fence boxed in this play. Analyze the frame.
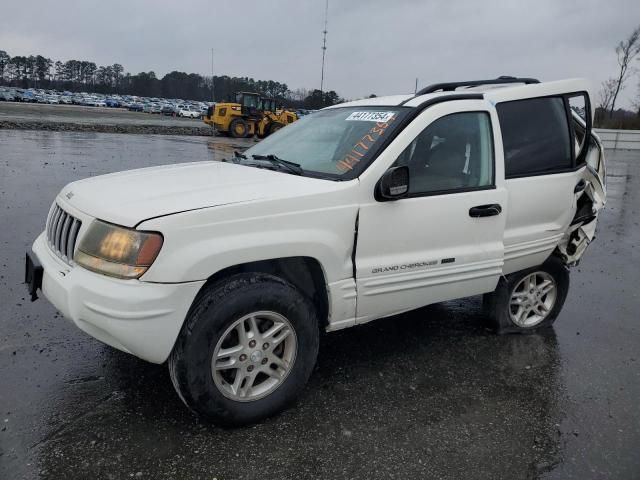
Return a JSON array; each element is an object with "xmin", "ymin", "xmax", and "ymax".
[{"xmin": 594, "ymin": 129, "xmax": 640, "ymax": 151}]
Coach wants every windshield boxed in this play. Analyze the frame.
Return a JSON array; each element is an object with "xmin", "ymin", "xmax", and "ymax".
[
  {"xmin": 237, "ymin": 93, "xmax": 258, "ymax": 108},
  {"xmin": 243, "ymin": 106, "xmax": 409, "ymax": 179}
]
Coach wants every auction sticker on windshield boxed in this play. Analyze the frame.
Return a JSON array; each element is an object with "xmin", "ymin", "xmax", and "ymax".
[
  {"xmin": 345, "ymin": 111, "xmax": 396, "ymax": 122},
  {"xmin": 336, "ymin": 113, "xmax": 398, "ymax": 173}
]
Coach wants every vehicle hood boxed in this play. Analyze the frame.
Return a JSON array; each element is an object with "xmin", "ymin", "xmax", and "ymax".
[{"xmin": 60, "ymin": 161, "xmax": 343, "ymax": 227}]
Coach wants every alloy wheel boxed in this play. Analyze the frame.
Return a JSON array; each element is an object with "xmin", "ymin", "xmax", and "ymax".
[
  {"xmin": 211, "ymin": 311, "xmax": 297, "ymax": 402},
  {"xmin": 509, "ymin": 271, "xmax": 557, "ymax": 328}
]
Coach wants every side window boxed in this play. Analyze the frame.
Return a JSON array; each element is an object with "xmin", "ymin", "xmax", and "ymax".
[
  {"xmin": 394, "ymin": 112, "xmax": 494, "ymax": 195},
  {"xmin": 497, "ymin": 97, "xmax": 571, "ymax": 177}
]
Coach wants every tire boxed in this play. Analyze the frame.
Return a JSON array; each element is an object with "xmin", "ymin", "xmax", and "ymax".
[
  {"xmin": 229, "ymin": 118, "xmax": 249, "ymax": 138},
  {"xmin": 268, "ymin": 122, "xmax": 284, "ymax": 135},
  {"xmin": 168, "ymin": 273, "xmax": 319, "ymax": 426},
  {"xmin": 484, "ymin": 255, "xmax": 569, "ymax": 334}
]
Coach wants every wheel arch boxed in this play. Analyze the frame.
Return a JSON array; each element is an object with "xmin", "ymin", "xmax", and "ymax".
[{"xmin": 198, "ymin": 256, "xmax": 330, "ymax": 329}]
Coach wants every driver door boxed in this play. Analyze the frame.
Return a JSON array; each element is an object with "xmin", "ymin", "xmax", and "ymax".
[{"xmin": 355, "ymin": 101, "xmax": 507, "ymax": 323}]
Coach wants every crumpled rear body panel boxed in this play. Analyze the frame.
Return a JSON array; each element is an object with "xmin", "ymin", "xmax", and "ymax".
[{"xmin": 557, "ymin": 135, "xmax": 607, "ymax": 265}]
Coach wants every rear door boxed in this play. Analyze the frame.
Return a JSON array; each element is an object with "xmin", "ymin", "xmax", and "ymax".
[{"xmin": 494, "ymin": 94, "xmax": 589, "ymax": 274}]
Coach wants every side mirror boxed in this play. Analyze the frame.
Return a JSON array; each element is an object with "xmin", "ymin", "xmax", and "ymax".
[{"xmin": 377, "ymin": 166, "xmax": 409, "ymax": 200}]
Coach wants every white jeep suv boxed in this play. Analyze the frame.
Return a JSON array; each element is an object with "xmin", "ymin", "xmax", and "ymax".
[{"xmin": 26, "ymin": 77, "xmax": 606, "ymax": 425}]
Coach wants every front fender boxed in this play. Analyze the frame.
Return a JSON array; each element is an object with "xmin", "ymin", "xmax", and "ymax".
[{"xmin": 137, "ymin": 201, "xmax": 358, "ymax": 285}]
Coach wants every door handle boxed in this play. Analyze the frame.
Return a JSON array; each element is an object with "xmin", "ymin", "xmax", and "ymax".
[
  {"xmin": 574, "ymin": 179, "xmax": 587, "ymax": 194},
  {"xmin": 469, "ymin": 204, "xmax": 502, "ymax": 218}
]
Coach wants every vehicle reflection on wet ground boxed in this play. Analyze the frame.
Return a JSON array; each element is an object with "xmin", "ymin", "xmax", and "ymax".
[{"xmin": 0, "ymin": 130, "xmax": 638, "ymax": 479}]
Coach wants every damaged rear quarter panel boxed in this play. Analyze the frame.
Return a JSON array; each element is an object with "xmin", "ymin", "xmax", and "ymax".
[{"xmin": 557, "ymin": 135, "xmax": 607, "ymax": 265}]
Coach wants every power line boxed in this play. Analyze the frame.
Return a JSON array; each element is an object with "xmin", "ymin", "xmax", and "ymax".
[{"xmin": 320, "ymin": 0, "xmax": 328, "ymax": 93}]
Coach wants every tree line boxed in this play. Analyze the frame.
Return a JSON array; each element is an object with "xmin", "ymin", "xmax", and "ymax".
[{"xmin": 0, "ymin": 50, "xmax": 343, "ymax": 109}]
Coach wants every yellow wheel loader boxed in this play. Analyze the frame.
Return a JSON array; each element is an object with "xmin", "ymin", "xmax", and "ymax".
[{"xmin": 203, "ymin": 92, "xmax": 297, "ymax": 138}]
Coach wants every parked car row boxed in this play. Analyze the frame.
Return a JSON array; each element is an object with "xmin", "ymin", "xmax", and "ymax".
[
  {"xmin": 0, "ymin": 86, "xmax": 213, "ymax": 118},
  {"xmin": 0, "ymin": 86, "xmax": 315, "ymax": 120},
  {"xmin": 127, "ymin": 101, "xmax": 206, "ymax": 117}
]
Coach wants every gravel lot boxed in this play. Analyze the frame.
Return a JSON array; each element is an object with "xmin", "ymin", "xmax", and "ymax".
[
  {"xmin": 0, "ymin": 129, "xmax": 639, "ymax": 480},
  {"xmin": 0, "ymin": 102, "xmax": 212, "ymax": 135}
]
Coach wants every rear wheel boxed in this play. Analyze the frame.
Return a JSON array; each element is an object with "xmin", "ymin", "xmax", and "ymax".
[
  {"xmin": 484, "ymin": 255, "xmax": 569, "ymax": 333},
  {"xmin": 229, "ymin": 118, "xmax": 249, "ymax": 138},
  {"xmin": 168, "ymin": 273, "xmax": 319, "ymax": 426}
]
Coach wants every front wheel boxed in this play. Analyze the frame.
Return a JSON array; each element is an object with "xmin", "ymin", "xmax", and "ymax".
[
  {"xmin": 484, "ymin": 255, "xmax": 569, "ymax": 334},
  {"xmin": 168, "ymin": 273, "xmax": 319, "ymax": 426},
  {"xmin": 267, "ymin": 122, "xmax": 284, "ymax": 135}
]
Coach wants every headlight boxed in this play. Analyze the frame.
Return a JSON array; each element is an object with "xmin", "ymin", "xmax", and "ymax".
[{"xmin": 74, "ymin": 220, "xmax": 163, "ymax": 279}]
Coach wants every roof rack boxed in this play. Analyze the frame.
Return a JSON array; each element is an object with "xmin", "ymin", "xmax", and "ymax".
[{"xmin": 416, "ymin": 76, "xmax": 540, "ymax": 95}]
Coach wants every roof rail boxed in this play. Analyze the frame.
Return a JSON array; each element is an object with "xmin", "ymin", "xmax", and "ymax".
[{"xmin": 416, "ymin": 76, "xmax": 540, "ymax": 95}]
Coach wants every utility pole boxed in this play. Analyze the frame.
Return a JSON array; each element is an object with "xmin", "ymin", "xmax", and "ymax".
[
  {"xmin": 415, "ymin": 78, "xmax": 418, "ymax": 94},
  {"xmin": 320, "ymin": 0, "xmax": 329, "ymax": 94},
  {"xmin": 211, "ymin": 48, "xmax": 215, "ymax": 102}
]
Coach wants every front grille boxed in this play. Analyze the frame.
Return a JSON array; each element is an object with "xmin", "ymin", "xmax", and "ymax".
[{"xmin": 46, "ymin": 203, "xmax": 82, "ymax": 264}]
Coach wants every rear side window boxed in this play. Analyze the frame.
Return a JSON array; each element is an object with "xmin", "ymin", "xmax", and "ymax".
[{"xmin": 497, "ymin": 97, "xmax": 571, "ymax": 177}]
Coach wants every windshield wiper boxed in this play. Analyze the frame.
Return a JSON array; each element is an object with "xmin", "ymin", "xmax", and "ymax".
[
  {"xmin": 251, "ymin": 154, "xmax": 304, "ymax": 175},
  {"xmin": 228, "ymin": 151, "xmax": 304, "ymax": 176}
]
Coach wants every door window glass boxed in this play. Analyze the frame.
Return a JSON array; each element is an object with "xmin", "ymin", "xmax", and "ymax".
[
  {"xmin": 497, "ymin": 97, "xmax": 571, "ymax": 177},
  {"xmin": 394, "ymin": 112, "xmax": 494, "ymax": 194}
]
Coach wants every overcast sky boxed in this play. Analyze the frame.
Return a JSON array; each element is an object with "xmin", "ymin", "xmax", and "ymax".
[{"xmin": 1, "ymin": 0, "xmax": 639, "ymax": 106}]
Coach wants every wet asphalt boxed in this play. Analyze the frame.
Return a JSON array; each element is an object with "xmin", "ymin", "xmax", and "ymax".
[{"xmin": 0, "ymin": 130, "xmax": 638, "ymax": 480}]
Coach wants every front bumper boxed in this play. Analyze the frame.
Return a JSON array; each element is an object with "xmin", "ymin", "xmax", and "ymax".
[{"xmin": 31, "ymin": 233, "xmax": 205, "ymax": 363}]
